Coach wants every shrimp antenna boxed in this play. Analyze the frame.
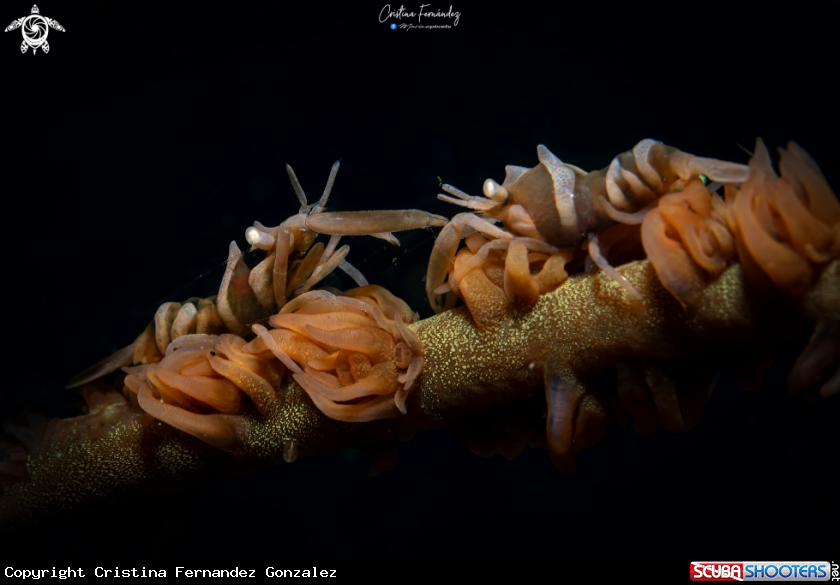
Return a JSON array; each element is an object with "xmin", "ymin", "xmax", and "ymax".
[{"xmin": 735, "ymin": 143, "xmax": 754, "ymax": 157}]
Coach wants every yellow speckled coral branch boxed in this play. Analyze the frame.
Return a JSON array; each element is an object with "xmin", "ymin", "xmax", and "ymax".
[{"xmin": 1, "ymin": 258, "xmax": 836, "ymax": 531}]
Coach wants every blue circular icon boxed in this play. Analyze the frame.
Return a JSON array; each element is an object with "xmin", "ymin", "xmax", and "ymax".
[{"xmin": 390, "ymin": 23, "xmax": 396, "ymax": 30}]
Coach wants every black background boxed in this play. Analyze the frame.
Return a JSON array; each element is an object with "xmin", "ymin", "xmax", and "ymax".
[{"xmin": 2, "ymin": 1, "xmax": 837, "ymax": 560}]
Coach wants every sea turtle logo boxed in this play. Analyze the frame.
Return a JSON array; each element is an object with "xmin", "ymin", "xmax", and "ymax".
[{"xmin": 4, "ymin": 5, "xmax": 65, "ymax": 54}]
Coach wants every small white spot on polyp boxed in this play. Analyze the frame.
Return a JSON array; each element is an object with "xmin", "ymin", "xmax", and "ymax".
[
  {"xmin": 529, "ymin": 362, "xmax": 536, "ymax": 371},
  {"xmin": 55, "ymin": 452, "xmax": 62, "ymax": 458}
]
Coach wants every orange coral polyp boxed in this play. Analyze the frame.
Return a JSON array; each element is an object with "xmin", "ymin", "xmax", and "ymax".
[
  {"xmin": 641, "ymin": 179, "xmax": 736, "ymax": 307},
  {"xmin": 342, "ymin": 284, "xmax": 419, "ymax": 326},
  {"xmin": 292, "ymin": 377, "xmax": 403, "ymax": 422},
  {"xmin": 179, "ymin": 355, "xmax": 217, "ymax": 377},
  {"xmin": 733, "ymin": 180, "xmax": 813, "ymax": 293},
  {"xmin": 445, "ymin": 232, "xmax": 573, "ymax": 314},
  {"xmin": 217, "ymin": 334, "xmax": 285, "ymax": 388},
  {"xmin": 136, "ymin": 382, "xmax": 247, "ymax": 451},
  {"xmin": 144, "ymin": 366, "xmax": 211, "ymax": 413},
  {"xmin": 207, "ymin": 352, "xmax": 277, "ymax": 415},
  {"xmin": 246, "ymin": 328, "xmax": 329, "ymax": 367},
  {"xmin": 778, "ymin": 142, "xmax": 840, "ymax": 224},
  {"xmin": 503, "ymin": 243, "xmax": 540, "ymax": 305},
  {"xmin": 127, "ymin": 334, "xmax": 286, "ymax": 448},
  {"xmin": 303, "ymin": 325, "xmax": 395, "ymax": 363},
  {"xmin": 301, "ymin": 362, "xmax": 399, "ymax": 401},
  {"xmin": 148, "ymin": 363, "xmax": 242, "ymax": 414},
  {"xmin": 725, "ymin": 140, "xmax": 840, "ymax": 295},
  {"xmin": 270, "ymin": 311, "xmax": 379, "ymax": 337},
  {"xmin": 259, "ymin": 287, "xmax": 425, "ymax": 422},
  {"xmin": 657, "ymin": 179, "xmax": 735, "ymax": 276}
]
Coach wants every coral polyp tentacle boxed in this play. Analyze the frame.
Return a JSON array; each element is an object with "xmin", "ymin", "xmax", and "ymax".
[
  {"xmin": 641, "ymin": 178, "xmax": 736, "ymax": 308},
  {"xmin": 137, "ymin": 382, "xmax": 247, "ymax": 452},
  {"xmin": 724, "ymin": 139, "xmax": 839, "ymax": 295},
  {"xmin": 261, "ymin": 286, "xmax": 426, "ymax": 420}
]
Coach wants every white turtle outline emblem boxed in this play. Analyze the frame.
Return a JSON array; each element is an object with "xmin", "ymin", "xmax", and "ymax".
[{"xmin": 4, "ymin": 4, "xmax": 65, "ymax": 54}]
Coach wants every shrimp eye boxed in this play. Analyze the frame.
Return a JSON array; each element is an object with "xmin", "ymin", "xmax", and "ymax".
[{"xmin": 482, "ymin": 179, "xmax": 508, "ymax": 203}]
